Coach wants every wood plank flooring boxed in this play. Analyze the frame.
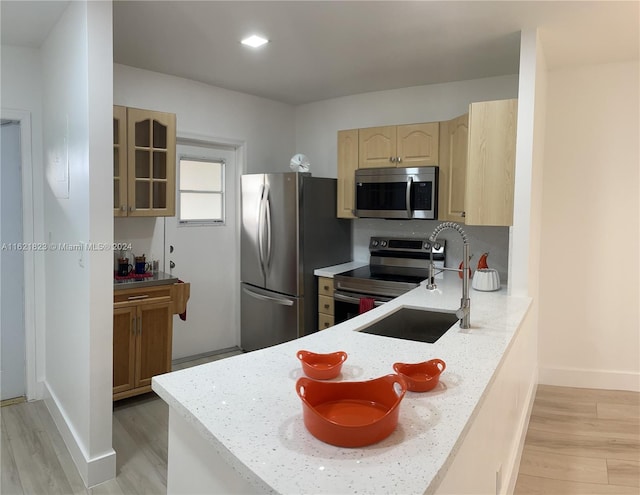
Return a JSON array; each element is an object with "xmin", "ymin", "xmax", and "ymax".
[
  {"xmin": 514, "ymin": 384, "xmax": 640, "ymax": 494},
  {"xmin": 2, "ymin": 368, "xmax": 637, "ymax": 494},
  {"xmin": 1, "ymin": 349, "xmax": 241, "ymax": 495}
]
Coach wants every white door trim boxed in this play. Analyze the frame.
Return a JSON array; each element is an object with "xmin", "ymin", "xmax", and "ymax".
[{"xmin": 1, "ymin": 108, "xmax": 39, "ymax": 400}]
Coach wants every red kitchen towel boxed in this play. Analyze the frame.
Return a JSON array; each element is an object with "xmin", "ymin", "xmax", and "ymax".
[
  {"xmin": 177, "ymin": 279, "xmax": 187, "ymax": 321},
  {"xmin": 359, "ymin": 297, "xmax": 375, "ymax": 314}
]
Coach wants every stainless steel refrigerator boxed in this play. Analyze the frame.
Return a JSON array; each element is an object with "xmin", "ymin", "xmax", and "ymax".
[{"xmin": 240, "ymin": 173, "xmax": 352, "ymax": 351}]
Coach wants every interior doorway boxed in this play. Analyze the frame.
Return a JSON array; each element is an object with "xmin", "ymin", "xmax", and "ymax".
[{"xmin": 1, "ymin": 120, "xmax": 26, "ymax": 402}]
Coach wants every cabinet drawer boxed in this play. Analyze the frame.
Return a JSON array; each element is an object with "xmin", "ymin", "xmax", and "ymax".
[
  {"xmin": 318, "ymin": 277, "xmax": 334, "ymax": 297},
  {"xmin": 114, "ymin": 286, "xmax": 172, "ymax": 306},
  {"xmin": 318, "ymin": 295, "xmax": 334, "ymax": 315},
  {"xmin": 318, "ymin": 313, "xmax": 334, "ymax": 330}
]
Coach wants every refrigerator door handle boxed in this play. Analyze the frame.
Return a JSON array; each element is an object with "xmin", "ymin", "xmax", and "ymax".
[
  {"xmin": 257, "ymin": 183, "xmax": 266, "ymax": 278},
  {"xmin": 242, "ymin": 286, "xmax": 294, "ymax": 306},
  {"xmin": 264, "ymin": 184, "xmax": 272, "ymax": 270}
]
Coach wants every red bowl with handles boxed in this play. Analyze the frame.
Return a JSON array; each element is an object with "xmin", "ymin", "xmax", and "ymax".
[
  {"xmin": 296, "ymin": 374, "xmax": 407, "ymax": 447},
  {"xmin": 392, "ymin": 359, "xmax": 446, "ymax": 392},
  {"xmin": 297, "ymin": 350, "xmax": 347, "ymax": 380}
]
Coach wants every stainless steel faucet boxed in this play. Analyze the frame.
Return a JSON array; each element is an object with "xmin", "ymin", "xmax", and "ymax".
[{"xmin": 426, "ymin": 222, "xmax": 471, "ymax": 329}]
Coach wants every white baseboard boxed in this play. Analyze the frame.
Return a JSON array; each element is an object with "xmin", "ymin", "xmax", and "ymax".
[
  {"xmin": 539, "ymin": 366, "xmax": 640, "ymax": 392},
  {"xmin": 42, "ymin": 382, "xmax": 116, "ymax": 488}
]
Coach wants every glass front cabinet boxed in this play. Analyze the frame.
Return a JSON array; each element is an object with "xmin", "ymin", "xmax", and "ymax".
[{"xmin": 113, "ymin": 106, "xmax": 176, "ymax": 217}]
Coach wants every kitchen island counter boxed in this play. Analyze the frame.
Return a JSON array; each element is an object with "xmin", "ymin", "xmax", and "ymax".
[{"xmin": 153, "ymin": 272, "xmax": 534, "ymax": 494}]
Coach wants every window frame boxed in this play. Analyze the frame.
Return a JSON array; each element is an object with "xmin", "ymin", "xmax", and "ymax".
[{"xmin": 177, "ymin": 155, "xmax": 226, "ymax": 226}]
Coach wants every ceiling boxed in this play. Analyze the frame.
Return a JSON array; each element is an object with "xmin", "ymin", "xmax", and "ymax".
[{"xmin": 2, "ymin": 1, "xmax": 638, "ymax": 105}]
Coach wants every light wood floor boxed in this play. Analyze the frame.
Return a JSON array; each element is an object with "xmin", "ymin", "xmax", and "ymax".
[
  {"xmin": 1, "ymin": 349, "xmax": 242, "ymax": 495},
  {"xmin": 2, "ymin": 373, "xmax": 638, "ymax": 494},
  {"xmin": 514, "ymin": 384, "xmax": 640, "ymax": 494}
]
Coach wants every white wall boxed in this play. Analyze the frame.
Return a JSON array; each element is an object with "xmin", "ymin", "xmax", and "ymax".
[
  {"xmin": 40, "ymin": 1, "xmax": 115, "ymax": 486},
  {"xmin": 538, "ymin": 60, "xmax": 639, "ymax": 391},
  {"xmin": 114, "ymin": 64, "xmax": 295, "ymax": 174},
  {"xmin": 113, "ymin": 64, "xmax": 296, "ymax": 358},
  {"xmin": 294, "ymin": 75, "xmax": 519, "ymax": 275}
]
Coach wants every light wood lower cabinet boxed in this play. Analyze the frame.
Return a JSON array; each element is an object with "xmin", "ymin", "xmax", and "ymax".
[
  {"xmin": 318, "ymin": 277, "xmax": 335, "ymax": 330},
  {"xmin": 113, "ymin": 283, "xmax": 189, "ymax": 401}
]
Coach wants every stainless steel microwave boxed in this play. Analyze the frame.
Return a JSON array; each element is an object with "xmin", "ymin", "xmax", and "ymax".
[{"xmin": 355, "ymin": 166, "xmax": 438, "ymax": 219}]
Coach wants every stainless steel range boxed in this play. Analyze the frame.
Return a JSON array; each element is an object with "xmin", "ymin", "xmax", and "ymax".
[{"xmin": 333, "ymin": 237, "xmax": 445, "ymax": 323}]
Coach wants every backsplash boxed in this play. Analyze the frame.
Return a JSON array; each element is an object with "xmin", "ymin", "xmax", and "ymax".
[
  {"xmin": 113, "ymin": 217, "xmax": 165, "ymax": 272},
  {"xmin": 114, "ymin": 217, "xmax": 509, "ymax": 283},
  {"xmin": 352, "ymin": 218, "xmax": 509, "ymax": 283}
]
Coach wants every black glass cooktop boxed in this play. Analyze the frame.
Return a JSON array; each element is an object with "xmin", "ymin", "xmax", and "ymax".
[{"xmin": 336, "ymin": 266, "xmax": 427, "ymax": 285}]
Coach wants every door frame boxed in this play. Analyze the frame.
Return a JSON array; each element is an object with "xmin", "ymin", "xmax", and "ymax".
[
  {"xmin": 1, "ymin": 108, "xmax": 39, "ymax": 400},
  {"xmin": 175, "ymin": 131, "xmax": 247, "ymax": 347}
]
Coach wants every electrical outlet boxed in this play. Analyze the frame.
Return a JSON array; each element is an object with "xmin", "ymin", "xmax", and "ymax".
[{"xmin": 495, "ymin": 464, "xmax": 502, "ymax": 495}]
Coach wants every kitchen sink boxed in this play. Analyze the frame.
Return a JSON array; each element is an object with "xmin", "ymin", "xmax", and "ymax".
[{"xmin": 357, "ymin": 307, "xmax": 459, "ymax": 344}]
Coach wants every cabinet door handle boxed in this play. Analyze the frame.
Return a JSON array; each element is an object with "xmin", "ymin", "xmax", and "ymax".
[
  {"xmin": 323, "ymin": 303, "xmax": 330, "ymax": 309},
  {"xmin": 389, "ymin": 156, "xmax": 396, "ymax": 163},
  {"xmin": 128, "ymin": 294, "xmax": 149, "ymax": 300},
  {"xmin": 132, "ymin": 316, "xmax": 136, "ymax": 335},
  {"xmin": 138, "ymin": 316, "xmax": 142, "ymax": 336},
  {"xmin": 396, "ymin": 156, "xmax": 402, "ymax": 163},
  {"xmin": 323, "ymin": 285, "xmax": 330, "ymax": 291}
]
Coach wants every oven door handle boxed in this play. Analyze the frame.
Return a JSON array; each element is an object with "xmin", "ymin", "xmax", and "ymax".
[
  {"xmin": 334, "ymin": 292, "xmax": 389, "ymax": 306},
  {"xmin": 406, "ymin": 176, "xmax": 413, "ymax": 218}
]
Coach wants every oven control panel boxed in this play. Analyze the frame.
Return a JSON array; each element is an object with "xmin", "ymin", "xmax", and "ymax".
[{"xmin": 369, "ymin": 237, "xmax": 445, "ymax": 257}]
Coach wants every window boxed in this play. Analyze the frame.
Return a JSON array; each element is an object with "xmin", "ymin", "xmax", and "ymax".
[{"xmin": 178, "ymin": 157, "xmax": 225, "ymax": 224}]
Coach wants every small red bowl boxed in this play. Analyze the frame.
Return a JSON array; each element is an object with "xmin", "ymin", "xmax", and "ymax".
[
  {"xmin": 392, "ymin": 359, "xmax": 446, "ymax": 392},
  {"xmin": 297, "ymin": 350, "xmax": 348, "ymax": 380},
  {"xmin": 296, "ymin": 374, "xmax": 407, "ymax": 447}
]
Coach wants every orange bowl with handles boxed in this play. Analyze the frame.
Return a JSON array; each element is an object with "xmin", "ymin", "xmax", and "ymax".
[
  {"xmin": 392, "ymin": 359, "xmax": 446, "ymax": 392},
  {"xmin": 297, "ymin": 350, "xmax": 348, "ymax": 380},
  {"xmin": 295, "ymin": 374, "xmax": 407, "ymax": 447}
]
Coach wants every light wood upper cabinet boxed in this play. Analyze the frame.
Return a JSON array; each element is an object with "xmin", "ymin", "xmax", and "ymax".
[
  {"xmin": 396, "ymin": 122, "xmax": 439, "ymax": 167},
  {"xmin": 337, "ymin": 129, "xmax": 359, "ymax": 219},
  {"xmin": 465, "ymin": 99, "xmax": 517, "ymax": 226},
  {"xmin": 113, "ymin": 105, "xmax": 128, "ymax": 217},
  {"xmin": 438, "ymin": 113, "xmax": 469, "ymax": 221},
  {"xmin": 359, "ymin": 123, "xmax": 438, "ymax": 168},
  {"xmin": 113, "ymin": 106, "xmax": 176, "ymax": 217},
  {"xmin": 438, "ymin": 99, "xmax": 517, "ymax": 226},
  {"xmin": 358, "ymin": 126, "xmax": 397, "ymax": 168},
  {"xmin": 127, "ymin": 108, "xmax": 176, "ymax": 217}
]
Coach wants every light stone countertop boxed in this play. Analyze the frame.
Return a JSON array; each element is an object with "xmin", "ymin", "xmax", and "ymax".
[
  {"xmin": 152, "ymin": 272, "xmax": 531, "ymax": 495},
  {"xmin": 113, "ymin": 270, "xmax": 178, "ymax": 290},
  {"xmin": 313, "ymin": 260, "xmax": 368, "ymax": 278}
]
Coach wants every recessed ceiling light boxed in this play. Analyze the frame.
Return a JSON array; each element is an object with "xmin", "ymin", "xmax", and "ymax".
[{"xmin": 241, "ymin": 35, "xmax": 269, "ymax": 48}]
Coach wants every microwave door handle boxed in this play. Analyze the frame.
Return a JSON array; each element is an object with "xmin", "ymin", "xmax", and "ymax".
[{"xmin": 406, "ymin": 176, "xmax": 413, "ymax": 218}]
